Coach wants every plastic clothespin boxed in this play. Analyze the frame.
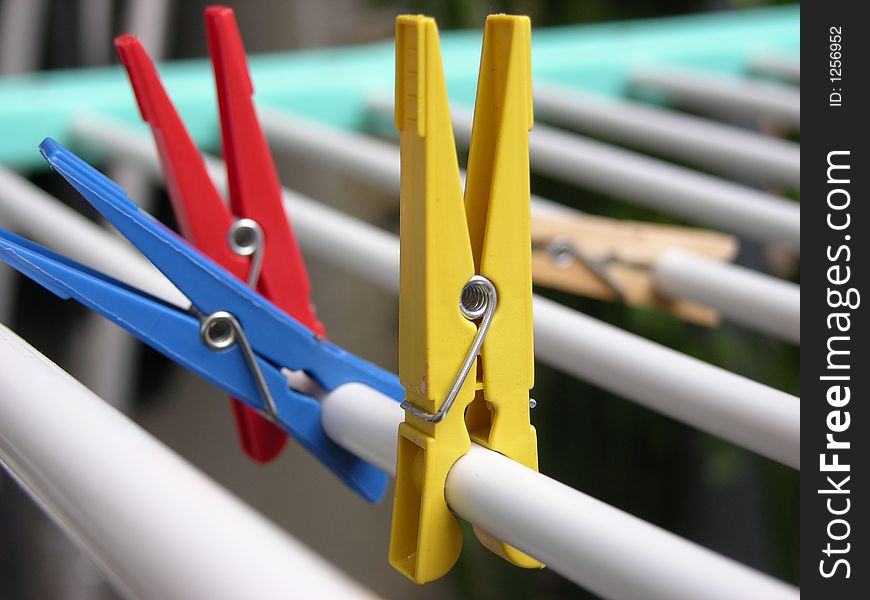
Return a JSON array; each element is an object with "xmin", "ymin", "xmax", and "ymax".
[
  {"xmin": 115, "ymin": 5, "xmax": 325, "ymax": 463},
  {"xmin": 389, "ymin": 15, "xmax": 541, "ymax": 583},
  {"xmin": 0, "ymin": 139, "xmax": 404, "ymax": 502},
  {"xmin": 531, "ymin": 212, "xmax": 738, "ymax": 325}
]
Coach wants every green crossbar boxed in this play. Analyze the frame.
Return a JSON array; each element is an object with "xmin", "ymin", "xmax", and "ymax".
[{"xmin": 0, "ymin": 5, "xmax": 798, "ymax": 170}]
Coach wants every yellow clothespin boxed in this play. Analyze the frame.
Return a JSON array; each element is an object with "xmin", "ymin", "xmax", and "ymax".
[
  {"xmin": 531, "ymin": 212, "xmax": 738, "ymax": 325},
  {"xmin": 389, "ymin": 14, "xmax": 541, "ymax": 584}
]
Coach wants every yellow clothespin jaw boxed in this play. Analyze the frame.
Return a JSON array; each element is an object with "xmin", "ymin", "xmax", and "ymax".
[
  {"xmin": 531, "ymin": 213, "xmax": 738, "ymax": 325},
  {"xmin": 390, "ymin": 13, "xmax": 541, "ymax": 585}
]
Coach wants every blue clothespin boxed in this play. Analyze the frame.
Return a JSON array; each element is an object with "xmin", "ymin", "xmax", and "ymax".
[{"xmin": 0, "ymin": 139, "xmax": 404, "ymax": 502}]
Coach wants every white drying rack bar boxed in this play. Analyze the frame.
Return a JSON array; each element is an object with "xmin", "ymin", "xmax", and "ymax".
[
  {"xmin": 259, "ymin": 109, "xmax": 800, "ymax": 343},
  {"xmin": 0, "ymin": 164, "xmax": 186, "ymax": 306},
  {"xmin": 366, "ymin": 97, "xmax": 800, "ymax": 249},
  {"xmin": 322, "ymin": 383, "xmax": 798, "ymax": 600},
  {"xmin": 748, "ymin": 53, "xmax": 801, "ymax": 83},
  {"xmin": 0, "ymin": 323, "xmax": 798, "ymax": 600},
  {"xmin": 630, "ymin": 65, "xmax": 801, "ymax": 128},
  {"xmin": 66, "ymin": 113, "xmax": 799, "ymax": 467},
  {"xmin": 653, "ymin": 249, "xmax": 800, "ymax": 344},
  {"xmin": 0, "ymin": 325, "xmax": 379, "ymax": 600},
  {"xmin": 531, "ymin": 83, "xmax": 800, "ymax": 188},
  {"xmin": 0, "ymin": 114, "xmax": 801, "ymax": 599}
]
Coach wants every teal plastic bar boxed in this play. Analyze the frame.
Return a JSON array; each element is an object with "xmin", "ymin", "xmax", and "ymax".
[{"xmin": 0, "ymin": 6, "xmax": 798, "ymax": 169}]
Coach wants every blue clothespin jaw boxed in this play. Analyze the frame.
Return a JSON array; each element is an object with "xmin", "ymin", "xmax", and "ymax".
[
  {"xmin": 0, "ymin": 139, "xmax": 406, "ymax": 502},
  {"xmin": 39, "ymin": 139, "xmax": 403, "ymax": 399}
]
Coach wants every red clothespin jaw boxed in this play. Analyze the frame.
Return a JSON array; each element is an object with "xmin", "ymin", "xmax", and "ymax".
[
  {"xmin": 205, "ymin": 6, "xmax": 325, "ymax": 336},
  {"xmin": 115, "ymin": 34, "xmax": 248, "ymax": 282},
  {"xmin": 115, "ymin": 32, "xmax": 287, "ymax": 462},
  {"xmin": 114, "ymin": 6, "xmax": 324, "ymax": 462}
]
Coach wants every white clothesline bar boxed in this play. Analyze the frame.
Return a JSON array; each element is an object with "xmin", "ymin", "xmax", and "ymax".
[
  {"xmin": 0, "ymin": 164, "xmax": 186, "ymax": 307},
  {"xmin": 322, "ymin": 382, "xmax": 797, "ymax": 600},
  {"xmin": 366, "ymin": 97, "xmax": 800, "ymax": 249},
  {"xmin": 0, "ymin": 116, "xmax": 801, "ymax": 595},
  {"xmin": 0, "ymin": 324, "xmax": 379, "ymax": 600},
  {"xmin": 630, "ymin": 66, "xmax": 801, "ymax": 128},
  {"xmin": 0, "ymin": 323, "xmax": 798, "ymax": 600},
  {"xmin": 260, "ymin": 108, "xmax": 801, "ymax": 342},
  {"xmin": 69, "ymin": 113, "xmax": 800, "ymax": 467},
  {"xmin": 0, "ymin": 138, "xmax": 799, "ymax": 598},
  {"xmin": 748, "ymin": 53, "xmax": 800, "ymax": 83},
  {"xmin": 532, "ymin": 295, "xmax": 799, "ymax": 467},
  {"xmin": 653, "ymin": 249, "xmax": 800, "ymax": 344},
  {"xmin": 92, "ymin": 0, "xmax": 171, "ymax": 410},
  {"xmin": 258, "ymin": 110, "xmax": 565, "ymax": 217},
  {"xmin": 532, "ymin": 83, "xmax": 800, "ymax": 188}
]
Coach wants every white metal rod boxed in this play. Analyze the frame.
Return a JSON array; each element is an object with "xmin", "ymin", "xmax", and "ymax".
[
  {"xmin": 261, "ymin": 110, "xmax": 401, "ymax": 193},
  {"xmin": 266, "ymin": 106, "xmax": 795, "ymax": 249},
  {"xmin": 532, "ymin": 296, "xmax": 798, "ymax": 467},
  {"xmin": 0, "ymin": 307, "xmax": 798, "ymax": 600},
  {"xmin": 259, "ymin": 109, "xmax": 567, "ymax": 217},
  {"xmin": 749, "ymin": 53, "xmax": 800, "ymax": 83},
  {"xmin": 85, "ymin": 0, "xmax": 171, "ymax": 408},
  {"xmin": 0, "ymin": 164, "xmax": 187, "ymax": 308},
  {"xmin": 322, "ymin": 383, "xmax": 798, "ymax": 600},
  {"xmin": 0, "ymin": 324, "xmax": 378, "ymax": 600},
  {"xmin": 533, "ymin": 84, "xmax": 800, "ymax": 188},
  {"xmin": 74, "ymin": 0, "xmax": 141, "ymax": 411},
  {"xmin": 261, "ymin": 108, "xmax": 801, "ymax": 338},
  {"xmin": 0, "ymin": 166, "xmax": 798, "ymax": 597},
  {"xmin": 70, "ymin": 114, "xmax": 800, "ymax": 467},
  {"xmin": 367, "ymin": 97, "xmax": 800, "ymax": 249},
  {"xmin": 631, "ymin": 66, "xmax": 800, "ymax": 128},
  {"xmin": 653, "ymin": 249, "xmax": 800, "ymax": 344}
]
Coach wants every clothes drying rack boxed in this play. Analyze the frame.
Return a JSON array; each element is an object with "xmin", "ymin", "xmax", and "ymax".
[{"xmin": 0, "ymin": 5, "xmax": 799, "ymax": 599}]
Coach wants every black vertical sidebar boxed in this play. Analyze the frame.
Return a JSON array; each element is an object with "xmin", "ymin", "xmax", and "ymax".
[{"xmin": 801, "ymin": 2, "xmax": 868, "ymax": 598}]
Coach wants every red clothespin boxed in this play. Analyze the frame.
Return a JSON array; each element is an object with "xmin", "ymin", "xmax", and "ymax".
[{"xmin": 115, "ymin": 5, "xmax": 325, "ymax": 463}]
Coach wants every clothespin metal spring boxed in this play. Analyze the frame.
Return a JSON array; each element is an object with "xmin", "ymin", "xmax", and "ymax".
[
  {"xmin": 199, "ymin": 309, "xmax": 281, "ymax": 424},
  {"xmin": 400, "ymin": 275, "xmax": 496, "ymax": 424},
  {"xmin": 533, "ymin": 236, "xmax": 626, "ymax": 300},
  {"xmin": 114, "ymin": 7, "xmax": 329, "ymax": 463},
  {"xmin": 209, "ymin": 215, "xmax": 273, "ymax": 422},
  {"xmin": 227, "ymin": 218, "xmax": 265, "ymax": 288},
  {"xmin": 390, "ymin": 13, "xmax": 542, "ymax": 582}
]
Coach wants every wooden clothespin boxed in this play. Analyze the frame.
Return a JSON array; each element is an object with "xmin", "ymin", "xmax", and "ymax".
[
  {"xmin": 390, "ymin": 14, "xmax": 541, "ymax": 584},
  {"xmin": 531, "ymin": 212, "xmax": 737, "ymax": 325}
]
